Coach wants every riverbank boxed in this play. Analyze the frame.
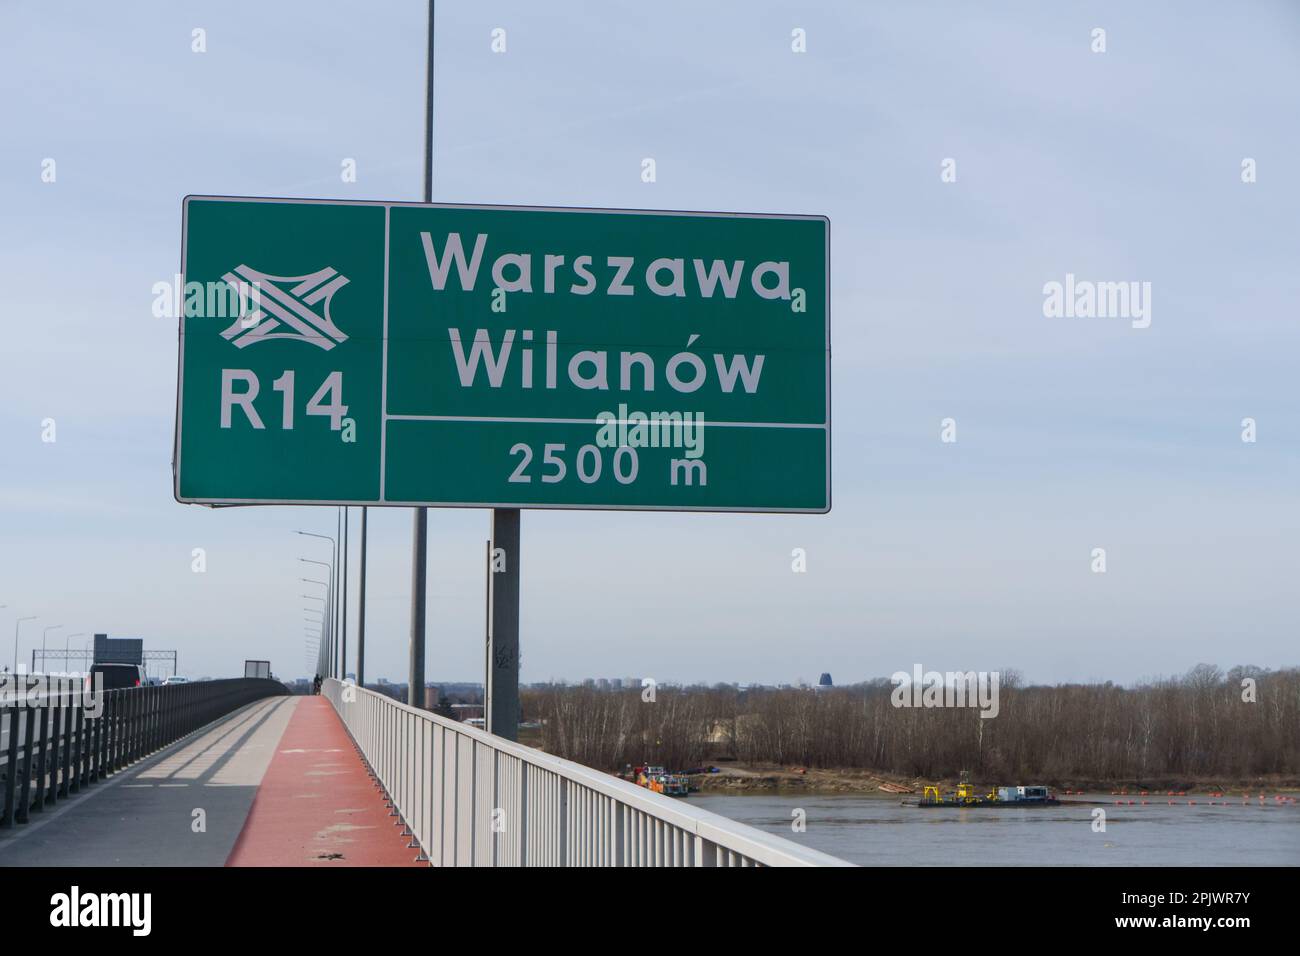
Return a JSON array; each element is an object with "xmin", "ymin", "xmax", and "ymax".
[{"xmin": 687, "ymin": 764, "xmax": 1300, "ymax": 796}]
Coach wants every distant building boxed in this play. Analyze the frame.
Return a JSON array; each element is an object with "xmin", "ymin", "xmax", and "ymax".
[{"xmin": 818, "ymin": 672, "xmax": 833, "ymax": 688}]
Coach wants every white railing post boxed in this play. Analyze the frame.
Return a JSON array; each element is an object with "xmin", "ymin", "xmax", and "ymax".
[{"xmin": 558, "ymin": 777, "xmax": 568, "ymax": 867}]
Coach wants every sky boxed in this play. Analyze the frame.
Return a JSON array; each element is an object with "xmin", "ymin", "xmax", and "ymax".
[{"xmin": 1, "ymin": 1, "xmax": 1297, "ymax": 686}]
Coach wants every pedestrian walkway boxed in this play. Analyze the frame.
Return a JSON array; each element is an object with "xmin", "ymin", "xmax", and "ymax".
[
  {"xmin": 0, "ymin": 696, "xmax": 293, "ymax": 865},
  {"xmin": 226, "ymin": 696, "xmax": 421, "ymax": 867},
  {"xmin": 0, "ymin": 695, "xmax": 421, "ymax": 867}
]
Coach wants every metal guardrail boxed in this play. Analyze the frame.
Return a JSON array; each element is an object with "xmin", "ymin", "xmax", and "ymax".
[
  {"xmin": 323, "ymin": 679, "xmax": 852, "ymax": 867},
  {"xmin": 0, "ymin": 676, "xmax": 287, "ymax": 828}
]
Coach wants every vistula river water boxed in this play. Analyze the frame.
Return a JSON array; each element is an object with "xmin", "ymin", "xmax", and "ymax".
[{"xmin": 693, "ymin": 792, "xmax": 1300, "ymax": 865}]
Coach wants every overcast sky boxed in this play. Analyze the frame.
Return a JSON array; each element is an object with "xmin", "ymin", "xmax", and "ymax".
[{"xmin": 2, "ymin": 1, "xmax": 1297, "ymax": 686}]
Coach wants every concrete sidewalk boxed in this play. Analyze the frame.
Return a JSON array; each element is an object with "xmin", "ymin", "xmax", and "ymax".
[
  {"xmin": 0, "ymin": 695, "xmax": 421, "ymax": 867},
  {"xmin": 0, "ymin": 696, "xmax": 296, "ymax": 866}
]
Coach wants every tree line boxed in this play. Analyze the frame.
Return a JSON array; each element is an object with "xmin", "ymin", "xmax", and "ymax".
[{"xmin": 522, "ymin": 665, "xmax": 1300, "ymax": 783}]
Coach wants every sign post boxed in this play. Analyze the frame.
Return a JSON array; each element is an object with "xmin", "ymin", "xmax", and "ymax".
[
  {"xmin": 486, "ymin": 509, "xmax": 520, "ymax": 741},
  {"xmin": 357, "ymin": 505, "xmax": 367, "ymax": 688},
  {"xmin": 412, "ymin": 0, "xmax": 435, "ymax": 712}
]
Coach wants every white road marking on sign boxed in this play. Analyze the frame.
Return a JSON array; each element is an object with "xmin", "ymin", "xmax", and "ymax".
[{"xmin": 220, "ymin": 265, "xmax": 349, "ymax": 350}]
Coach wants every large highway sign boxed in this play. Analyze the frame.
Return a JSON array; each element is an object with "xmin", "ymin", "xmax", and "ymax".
[{"xmin": 175, "ymin": 197, "xmax": 829, "ymax": 512}]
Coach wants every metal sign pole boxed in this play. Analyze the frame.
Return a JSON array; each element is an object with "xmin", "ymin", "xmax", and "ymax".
[
  {"xmin": 334, "ymin": 507, "xmax": 342, "ymax": 678},
  {"xmin": 357, "ymin": 506, "xmax": 367, "ymax": 687},
  {"xmin": 487, "ymin": 508, "xmax": 520, "ymax": 741},
  {"xmin": 342, "ymin": 505, "xmax": 349, "ymax": 680},
  {"xmin": 408, "ymin": 0, "xmax": 435, "ymax": 710}
]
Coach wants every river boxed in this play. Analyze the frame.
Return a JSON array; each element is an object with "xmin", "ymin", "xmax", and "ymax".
[{"xmin": 693, "ymin": 792, "xmax": 1300, "ymax": 865}]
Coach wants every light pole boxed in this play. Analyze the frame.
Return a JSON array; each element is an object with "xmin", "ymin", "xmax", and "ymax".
[
  {"xmin": 304, "ymin": 591, "xmax": 328, "ymax": 676},
  {"xmin": 341, "ymin": 506, "xmax": 348, "ymax": 681},
  {"xmin": 406, "ymin": 0, "xmax": 437, "ymax": 713},
  {"xmin": 39, "ymin": 625, "xmax": 63, "ymax": 672},
  {"xmin": 301, "ymin": 557, "xmax": 333, "ymax": 678},
  {"xmin": 357, "ymin": 507, "xmax": 368, "ymax": 688},
  {"xmin": 305, "ymin": 614, "xmax": 324, "ymax": 670},
  {"xmin": 298, "ymin": 531, "xmax": 337, "ymax": 677},
  {"xmin": 303, "ymin": 575, "xmax": 328, "ymax": 671},
  {"xmin": 12, "ymin": 616, "xmax": 36, "ymax": 674}
]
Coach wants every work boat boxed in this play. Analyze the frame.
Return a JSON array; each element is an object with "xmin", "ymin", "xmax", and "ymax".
[
  {"xmin": 634, "ymin": 765, "xmax": 690, "ymax": 798},
  {"xmin": 908, "ymin": 771, "xmax": 1059, "ymax": 807}
]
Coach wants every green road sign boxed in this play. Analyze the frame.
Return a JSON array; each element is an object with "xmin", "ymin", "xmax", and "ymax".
[{"xmin": 175, "ymin": 197, "xmax": 829, "ymax": 512}]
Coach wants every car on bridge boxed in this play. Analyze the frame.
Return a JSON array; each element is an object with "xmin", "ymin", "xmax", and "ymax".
[{"xmin": 163, "ymin": 675, "xmax": 190, "ymax": 685}]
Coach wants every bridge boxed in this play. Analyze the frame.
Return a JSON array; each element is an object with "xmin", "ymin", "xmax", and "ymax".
[{"xmin": 0, "ymin": 676, "xmax": 849, "ymax": 867}]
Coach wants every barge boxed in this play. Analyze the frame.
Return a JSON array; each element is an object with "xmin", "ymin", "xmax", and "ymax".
[
  {"xmin": 634, "ymin": 765, "xmax": 689, "ymax": 797},
  {"xmin": 907, "ymin": 772, "xmax": 1060, "ymax": 807}
]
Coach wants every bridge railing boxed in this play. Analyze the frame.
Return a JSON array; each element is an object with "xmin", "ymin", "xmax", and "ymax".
[
  {"xmin": 323, "ymin": 679, "xmax": 852, "ymax": 867},
  {"xmin": 0, "ymin": 675, "xmax": 287, "ymax": 828}
]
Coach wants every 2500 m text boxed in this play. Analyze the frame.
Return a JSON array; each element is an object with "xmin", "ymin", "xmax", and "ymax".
[{"xmin": 506, "ymin": 442, "xmax": 708, "ymax": 487}]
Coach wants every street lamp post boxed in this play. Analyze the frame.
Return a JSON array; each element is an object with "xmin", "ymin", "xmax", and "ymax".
[
  {"xmin": 302, "ymin": 575, "xmax": 328, "ymax": 670},
  {"xmin": 341, "ymin": 506, "xmax": 348, "ymax": 682},
  {"xmin": 357, "ymin": 507, "xmax": 368, "ymax": 688},
  {"xmin": 298, "ymin": 531, "xmax": 338, "ymax": 678},
  {"xmin": 39, "ymin": 625, "xmax": 63, "ymax": 672},
  {"xmin": 407, "ymin": 0, "xmax": 437, "ymax": 713},
  {"xmin": 300, "ymin": 556, "xmax": 334, "ymax": 678},
  {"xmin": 304, "ymin": 610, "xmax": 325, "ymax": 676},
  {"xmin": 12, "ymin": 616, "xmax": 36, "ymax": 674}
]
